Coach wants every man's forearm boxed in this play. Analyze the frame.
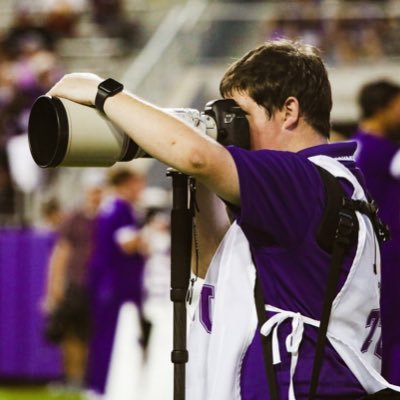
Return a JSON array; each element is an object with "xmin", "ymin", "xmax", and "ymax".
[
  {"xmin": 104, "ymin": 92, "xmax": 237, "ymax": 196},
  {"xmin": 45, "ymin": 239, "xmax": 70, "ymax": 310}
]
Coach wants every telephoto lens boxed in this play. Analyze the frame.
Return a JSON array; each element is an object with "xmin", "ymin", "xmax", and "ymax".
[
  {"xmin": 28, "ymin": 96, "xmax": 249, "ymax": 169},
  {"xmin": 28, "ymin": 95, "xmax": 143, "ymax": 168}
]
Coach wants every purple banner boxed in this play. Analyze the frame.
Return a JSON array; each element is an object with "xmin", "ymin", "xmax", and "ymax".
[{"xmin": 0, "ymin": 228, "xmax": 62, "ymax": 380}]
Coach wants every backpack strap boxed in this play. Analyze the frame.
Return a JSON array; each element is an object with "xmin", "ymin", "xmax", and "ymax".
[
  {"xmin": 309, "ymin": 166, "xmax": 389, "ymax": 400},
  {"xmin": 316, "ymin": 166, "xmax": 358, "ymax": 253},
  {"xmin": 308, "ymin": 166, "xmax": 358, "ymax": 400}
]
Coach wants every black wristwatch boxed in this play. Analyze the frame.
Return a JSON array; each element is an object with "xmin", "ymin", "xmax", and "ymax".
[{"xmin": 95, "ymin": 78, "xmax": 124, "ymax": 113}]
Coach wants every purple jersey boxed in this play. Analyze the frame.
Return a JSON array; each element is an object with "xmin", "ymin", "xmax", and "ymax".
[
  {"xmin": 353, "ymin": 130, "xmax": 400, "ymax": 384},
  {"xmin": 86, "ymin": 196, "xmax": 145, "ymax": 395},
  {"xmin": 227, "ymin": 141, "xmax": 367, "ymax": 399},
  {"xmin": 89, "ymin": 196, "xmax": 145, "ymax": 306}
]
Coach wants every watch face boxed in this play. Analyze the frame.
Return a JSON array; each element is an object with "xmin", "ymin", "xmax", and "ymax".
[{"xmin": 100, "ymin": 78, "xmax": 124, "ymax": 94}]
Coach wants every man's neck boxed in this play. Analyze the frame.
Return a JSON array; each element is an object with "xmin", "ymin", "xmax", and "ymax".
[
  {"xmin": 359, "ymin": 120, "xmax": 385, "ymax": 137},
  {"xmin": 114, "ymin": 188, "xmax": 130, "ymax": 203},
  {"xmin": 284, "ymin": 127, "xmax": 328, "ymax": 153}
]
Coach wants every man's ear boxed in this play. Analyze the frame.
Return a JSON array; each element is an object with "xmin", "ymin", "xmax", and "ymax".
[{"xmin": 282, "ymin": 97, "xmax": 300, "ymax": 131}]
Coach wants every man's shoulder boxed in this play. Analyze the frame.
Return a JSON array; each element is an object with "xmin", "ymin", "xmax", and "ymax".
[
  {"xmin": 228, "ymin": 141, "xmax": 357, "ymax": 164},
  {"xmin": 299, "ymin": 141, "xmax": 357, "ymax": 160},
  {"xmin": 227, "ymin": 145, "xmax": 317, "ymax": 170},
  {"xmin": 354, "ymin": 132, "xmax": 400, "ymax": 172},
  {"xmin": 98, "ymin": 196, "xmax": 130, "ymax": 215},
  {"xmin": 354, "ymin": 130, "xmax": 400, "ymax": 152}
]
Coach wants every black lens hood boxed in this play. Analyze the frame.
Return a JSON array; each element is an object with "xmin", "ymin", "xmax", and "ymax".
[{"xmin": 28, "ymin": 95, "xmax": 69, "ymax": 168}]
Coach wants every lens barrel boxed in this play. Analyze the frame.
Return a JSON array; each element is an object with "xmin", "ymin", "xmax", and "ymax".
[{"xmin": 28, "ymin": 96, "xmax": 142, "ymax": 168}]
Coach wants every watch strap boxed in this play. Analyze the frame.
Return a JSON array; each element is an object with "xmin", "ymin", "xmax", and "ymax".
[{"xmin": 95, "ymin": 78, "xmax": 124, "ymax": 113}]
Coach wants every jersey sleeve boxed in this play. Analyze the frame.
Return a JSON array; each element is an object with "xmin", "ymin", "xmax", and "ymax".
[
  {"xmin": 113, "ymin": 202, "xmax": 138, "ymax": 232},
  {"xmin": 114, "ymin": 226, "xmax": 139, "ymax": 246},
  {"xmin": 227, "ymin": 146, "xmax": 325, "ymax": 247}
]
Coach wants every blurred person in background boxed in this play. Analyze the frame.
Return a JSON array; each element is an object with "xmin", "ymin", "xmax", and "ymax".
[
  {"xmin": 42, "ymin": 171, "xmax": 104, "ymax": 392},
  {"xmin": 42, "ymin": 0, "xmax": 86, "ymax": 39},
  {"xmin": 353, "ymin": 79, "xmax": 400, "ymax": 385},
  {"xmin": 0, "ymin": 148, "xmax": 15, "ymax": 220},
  {"xmin": 138, "ymin": 188, "xmax": 173, "ymax": 399},
  {"xmin": 85, "ymin": 167, "xmax": 148, "ymax": 399},
  {"xmin": 40, "ymin": 197, "xmax": 65, "ymax": 231},
  {"xmin": 88, "ymin": 0, "xmax": 143, "ymax": 52},
  {"xmin": 2, "ymin": 5, "xmax": 56, "ymax": 58},
  {"xmin": 140, "ymin": 187, "xmax": 171, "ymax": 308}
]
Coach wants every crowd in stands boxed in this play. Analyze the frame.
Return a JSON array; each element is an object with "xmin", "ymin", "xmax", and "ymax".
[
  {"xmin": 0, "ymin": 6, "xmax": 64, "ymax": 219},
  {"xmin": 262, "ymin": 0, "xmax": 400, "ymax": 64},
  {"xmin": 0, "ymin": 1, "xmax": 143, "ymax": 222}
]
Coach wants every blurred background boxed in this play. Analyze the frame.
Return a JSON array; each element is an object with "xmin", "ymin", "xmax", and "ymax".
[{"xmin": 0, "ymin": 0, "xmax": 400, "ymax": 399}]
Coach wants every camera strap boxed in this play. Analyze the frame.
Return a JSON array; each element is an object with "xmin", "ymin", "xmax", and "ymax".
[
  {"xmin": 186, "ymin": 178, "xmax": 199, "ymax": 305},
  {"xmin": 253, "ymin": 165, "xmax": 389, "ymax": 400}
]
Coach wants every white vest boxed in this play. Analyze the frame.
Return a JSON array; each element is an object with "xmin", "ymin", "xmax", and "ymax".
[
  {"xmin": 187, "ymin": 222, "xmax": 256, "ymax": 400},
  {"xmin": 187, "ymin": 155, "xmax": 400, "ymax": 400}
]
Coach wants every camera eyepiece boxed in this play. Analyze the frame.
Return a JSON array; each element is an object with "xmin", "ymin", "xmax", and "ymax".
[{"xmin": 204, "ymin": 99, "xmax": 250, "ymax": 150}]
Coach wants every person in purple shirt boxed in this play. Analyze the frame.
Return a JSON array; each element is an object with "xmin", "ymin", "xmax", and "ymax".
[
  {"xmin": 353, "ymin": 80, "xmax": 400, "ymax": 386},
  {"xmin": 46, "ymin": 40, "xmax": 396, "ymax": 398},
  {"xmin": 85, "ymin": 168, "xmax": 148, "ymax": 397}
]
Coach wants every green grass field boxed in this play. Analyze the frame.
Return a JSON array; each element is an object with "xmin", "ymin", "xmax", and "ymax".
[{"xmin": 0, "ymin": 387, "xmax": 82, "ymax": 400}]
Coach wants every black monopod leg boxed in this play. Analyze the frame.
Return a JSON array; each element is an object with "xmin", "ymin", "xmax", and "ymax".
[{"xmin": 168, "ymin": 169, "xmax": 192, "ymax": 400}]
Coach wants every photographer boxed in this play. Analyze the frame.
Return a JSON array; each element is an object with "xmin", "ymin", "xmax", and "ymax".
[{"xmin": 47, "ymin": 40, "xmax": 398, "ymax": 398}]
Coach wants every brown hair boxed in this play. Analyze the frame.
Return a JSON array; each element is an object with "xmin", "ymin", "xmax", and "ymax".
[
  {"xmin": 220, "ymin": 39, "xmax": 332, "ymax": 138},
  {"xmin": 358, "ymin": 79, "xmax": 400, "ymax": 119},
  {"xmin": 108, "ymin": 168, "xmax": 140, "ymax": 187}
]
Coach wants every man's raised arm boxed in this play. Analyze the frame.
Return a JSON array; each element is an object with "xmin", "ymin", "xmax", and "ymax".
[{"xmin": 47, "ymin": 73, "xmax": 240, "ymax": 205}]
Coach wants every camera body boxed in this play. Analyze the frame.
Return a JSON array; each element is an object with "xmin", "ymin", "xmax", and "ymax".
[{"xmin": 28, "ymin": 96, "xmax": 249, "ymax": 168}]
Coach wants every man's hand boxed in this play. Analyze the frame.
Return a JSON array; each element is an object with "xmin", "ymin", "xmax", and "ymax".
[{"xmin": 47, "ymin": 72, "xmax": 103, "ymax": 106}]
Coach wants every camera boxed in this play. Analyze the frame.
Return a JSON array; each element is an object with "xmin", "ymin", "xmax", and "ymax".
[{"xmin": 28, "ymin": 96, "xmax": 249, "ymax": 168}]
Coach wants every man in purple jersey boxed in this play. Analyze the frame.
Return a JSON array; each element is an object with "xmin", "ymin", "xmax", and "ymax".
[
  {"xmin": 353, "ymin": 80, "xmax": 400, "ymax": 385},
  {"xmin": 85, "ymin": 168, "xmax": 148, "ymax": 397},
  {"xmin": 46, "ymin": 40, "xmax": 388, "ymax": 398}
]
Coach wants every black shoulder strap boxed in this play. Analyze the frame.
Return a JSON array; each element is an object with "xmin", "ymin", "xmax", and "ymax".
[
  {"xmin": 309, "ymin": 165, "xmax": 389, "ymax": 399},
  {"xmin": 315, "ymin": 166, "xmax": 357, "ymax": 252},
  {"xmin": 308, "ymin": 167, "xmax": 357, "ymax": 399},
  {"xmin": 316, "ymin": 166, "xmax": 390, "ymax": 247}
]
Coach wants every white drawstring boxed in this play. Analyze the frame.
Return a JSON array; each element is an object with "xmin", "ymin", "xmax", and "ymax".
[{"xmin": 260, "ymin": 305, "xmax": 320, "ymax": 400}]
